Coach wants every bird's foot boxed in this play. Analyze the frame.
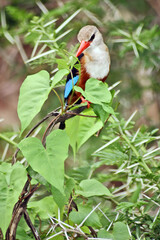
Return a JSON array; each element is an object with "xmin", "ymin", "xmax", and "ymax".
[{"xmin": 80, "ymin": 96, "xmax": 91, "ymax": 108}]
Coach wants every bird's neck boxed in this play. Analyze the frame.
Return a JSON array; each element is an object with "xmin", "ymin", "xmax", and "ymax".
[{"xmin": 83, "ymin": 43, "xmax": 110, "ymax": 80}]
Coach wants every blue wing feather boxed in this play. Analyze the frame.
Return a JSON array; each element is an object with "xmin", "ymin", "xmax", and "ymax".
[{"xmin": 64, "ymin": 75, "xmax": 79, "ymax": 99}]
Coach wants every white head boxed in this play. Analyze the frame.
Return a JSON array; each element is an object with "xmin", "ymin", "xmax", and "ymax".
[{"xmin": 76, "ymin": 25, "xmax": 104, "ymax": 57}]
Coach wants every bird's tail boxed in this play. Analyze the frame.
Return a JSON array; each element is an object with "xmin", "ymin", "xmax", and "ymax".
[
  {"xmin": 59, "ymin": 121, "xmax": 66, "ymax": 129},
  {"xmin": 59, "ymin": 101, "xmax": 68, "ymax": 129}
]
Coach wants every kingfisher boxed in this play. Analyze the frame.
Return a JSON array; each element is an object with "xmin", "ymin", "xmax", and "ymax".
[{"xmin": 60, "ymin": 25, "xmax": 111, "ymax": 129}]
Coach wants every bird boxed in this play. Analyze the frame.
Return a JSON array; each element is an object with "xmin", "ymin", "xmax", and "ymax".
[{"xmin": 59, "ymin": 25, "xmax": 111, "ymax": 129}]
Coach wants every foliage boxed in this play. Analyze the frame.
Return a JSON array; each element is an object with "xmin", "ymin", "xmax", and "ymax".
[{"xmin": 0, "ymin": 1, "xmax": 160, "ymax": 240}]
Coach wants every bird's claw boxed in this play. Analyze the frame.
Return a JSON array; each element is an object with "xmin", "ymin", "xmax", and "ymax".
[{"xmin": 80, "ymin": 96, "xmax": 91, "ymax": 108}]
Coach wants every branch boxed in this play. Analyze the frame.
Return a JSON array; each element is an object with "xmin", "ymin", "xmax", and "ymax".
[
  {"xmin": 5, "ymin": 178, "xmax": 39, "ymax": 240},
  {"xmin": 12, "ymin": 105, "xmax": 87, "ymax": 163},
  {"xmin": 12, "ymin": 108, "xmax": 61, "ymax": 164},
  {"xmin": 42, "ymin": 106, "xmax": 87, "ymax": 146},
  {"xmin": 9, "ymin": 104, "xmax": 88, "ymax": 239},
  {"xmin": 24, "ymin": 210, "xmax": 41, "ymax": 240}
]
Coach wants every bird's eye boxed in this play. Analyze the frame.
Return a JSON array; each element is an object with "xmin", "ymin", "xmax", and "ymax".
[{"xmin": 89, "ymin": 33, "xmax": 95, "ymax": 42}]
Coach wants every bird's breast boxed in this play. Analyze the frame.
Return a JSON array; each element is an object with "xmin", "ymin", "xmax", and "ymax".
[{"xmin": 84, "ymin": 49, "xmax": 110, "ymax": 79}]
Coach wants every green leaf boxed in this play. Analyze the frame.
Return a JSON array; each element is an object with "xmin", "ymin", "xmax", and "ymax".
[
  {"xmin": 56, "ymin": 59, "xmax": 69, "ymax": 70},
  {"xmin": 18, "ymin": 129, "xmax": 69, "ymax": 196},
  {"xmin": 77, "ymin": 110, "xmax": 103, "ymax": 150},
  {"xmin": 18, "ymin": 70, "xmax": 51, "ymax": 134},
  {"xmin": 75, "ymin": 78, "xmax": 112, "ymax": 104},
  {"xmin": 102, "ymin": 103, "xmax": 115, "ymax": 115},
  {"xmin": 28, "ymin": 196, "xmax": 56, "ymax": 220},
  {"xmin": 65, "ymin": 115, "xmax": 80, "ymax": 156},
  {"xmin": 65, "ymin": 178, "xmax": 75, "ymax": 199},
  {"xmin": 0, "ymin": 162, "xmax": 27, "ymax": 236},
  {"xmin": 51, "ymin": 69, "xmax": 69, "ymax": 87},
  {"xmin": 66, "ymin": 109, "xmax": 103, "ymax": 153},
  {"xmin": 113, "ymin": 222, "xmax": 130, "ymax": 240},
  {"xmin": 93, "ymin": 104, "xmax": 110, "ymax": 123},
  {"xmin": 16, "ymin": 226, "xmax": 34, "ymax": 240},
  {"xmin": 116, "ymin": 202, "xmax": 135, "ymax": 211},
  {"xmin": 130, "ymin": 183, "xmax": 141, "ymax": 203},
  {"xmin": 98, "ymin": 229, "xmax": 114, "ymax": 240},
  {"xmin": 76, "ymin": 179, "xmax": 112, "ymax": 197},
  {"xmin": 69, "ymin": 205, "xmax": 101, "ymax": 228}
]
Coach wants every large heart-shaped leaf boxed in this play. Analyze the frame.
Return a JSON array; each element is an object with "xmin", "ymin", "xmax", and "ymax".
[
  {"xmin": 0, "ymin": 162, "xmax": 27, "ymax": 236},
  {"xmin": 18, "ymin": 70, "xmax": 51, "ymax": 134},
  {"xmin": 18, "ymin": 129, "xmax": 69, "ymax": 195},
  {"xmin": 18, "ymin": 69, "xmax": 69, "ymax": 135}
]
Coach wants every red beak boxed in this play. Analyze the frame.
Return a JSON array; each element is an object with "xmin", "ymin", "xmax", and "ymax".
[{"xmin": 76, "ymin": 40, "xmax": 90, "ymax": 57}]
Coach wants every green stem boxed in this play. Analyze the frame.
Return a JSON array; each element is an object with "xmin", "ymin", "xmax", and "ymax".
[
  {"xmin": 52, "ymin": 88, "xmax": 64, "ymax": 112},
  {"xmin": 122, "ymin": 134, "xmax": 151, "ymax": 174},
  {"xmin": 122, "ymin": 134, "xmax": 139, "ymax": 157},
  {"xmin": 0, "ymin": 134, "xmax": 18, "ymax": 147},
  {"xmin": 140, "ymin": 159, "xmax": 152, "ymax": 174}
]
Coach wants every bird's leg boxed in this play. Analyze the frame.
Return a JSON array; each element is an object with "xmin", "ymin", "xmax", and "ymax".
[{"xmin": 80, "ymin": 96, "xmax": 91, "ymax": 108}]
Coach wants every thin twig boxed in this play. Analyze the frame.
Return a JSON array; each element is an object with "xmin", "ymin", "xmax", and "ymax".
[{"xmin": 42, "ymin": 113, "xmax": 61, "ymax": 146}]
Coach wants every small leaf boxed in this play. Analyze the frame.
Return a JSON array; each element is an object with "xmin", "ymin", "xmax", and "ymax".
[
  {"xmin": 16, "ymin": 226, "xmax": 33, "ymax": 240},
  {"xmin": 76, "ymin": 179, "xmax": 112, "ymax": 197},
  {"xmin": 66, "ymin": 109, "xmax": 103, "ymax": 153},
  {"xmin": 113, "ymin": 222, "xmax": 130, "ymax": 240},
  {"xmin": 28, "ymin": 196, "xmax": 56, "ymax": 220},
  {"xmin": 77, "ymin": 111, "xmax": 103, "ymax": 150},
  {"xmin": 93, "ymin": 104, "xmax": 109, "ymax": 123},
  {"xmin": 116, "ymin": 202, "xmax": 135, "ymax": 211},
  {"xmin": 65, "ymin": 178, "xmax": 75, "ymax": 199},
  {"xmin": 19, "ymin": 130, "xmax": 69, "ymax": 197},
  {"xmin": 18, "ymin": 70, "xmax": 51, "ymax": 134},
  {"xmin": 75, "ymin": 78, "xmax": 112, "ymax": 105},
  {"xmin": 69, "ymin": 205, "xmax": 101, "ymax": 228},
  {"xmin": 98, "ymin": 229, "xmax": 114, "ymax": 239},
  {"xmin": 102, "ymin": 103, "xmax": 115, "ymax": 115},
  {"xmin": 51, "ymin": 69, "xmax": 69, "ymax": 87},
  {"xmin": 65, "ymin": 115, "xmax": 80, "ymax": 156},
  {"xmin": 56, "ymin": 59, "xmax": 69, "ymax": 70}
]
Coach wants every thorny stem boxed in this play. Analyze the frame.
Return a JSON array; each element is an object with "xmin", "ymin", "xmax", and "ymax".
[
  {"xmin": 122, "ymin": 134, "xmax": 151, "ymax": 174},
  {"xmin": 122, "ymin": 134, "xmax": 140, "ymax": 157}
]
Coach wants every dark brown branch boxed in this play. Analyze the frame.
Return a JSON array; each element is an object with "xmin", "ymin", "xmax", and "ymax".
[
  {"xmin": 5, "ymin": 183, "xmax": 39, "ymax": 240},
  {"xmin": 12, "ymin": 105, "xmax": 87, "ymax": 164},
  {"xmin": 9, "ymin": 104, "xmax": 88, "ymax": 240},
  {"xmin": 12, "ymin": 109, "xmax": 60, "ymax": 164},
  {"xmin": 42, "ymin": 106, "xmax": 87, "ymax": 145},
  {"xmin": 24, "ymin": 210, "xmax": 41, "ymax": 240}
]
